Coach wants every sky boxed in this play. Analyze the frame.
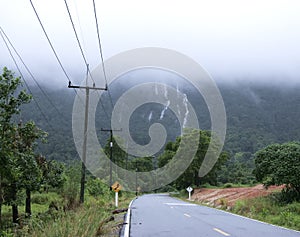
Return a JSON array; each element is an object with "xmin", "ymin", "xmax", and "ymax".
[{"xmin": 1, "ymin": 0, "xmax": 300, "ymax": 87}]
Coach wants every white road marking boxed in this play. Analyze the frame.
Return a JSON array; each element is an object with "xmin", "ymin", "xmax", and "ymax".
[
  {"xmin": 124, "ymin": 199, "xmax": 135, "ymax": 237},
  {"xmin": 165, "ymin": 203, "xmax": 196, "ymax": 206},
  {"xmin": 213, "ymin": 228, "xmax": 230, "ymax": 236},
  {"xmin": 184, "ymin": 213, "xmax": 191, "ymax": 218}
]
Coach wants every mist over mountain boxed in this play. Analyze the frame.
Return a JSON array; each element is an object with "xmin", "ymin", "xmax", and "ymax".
[{"xmin": 19, "ymin": 79, "xmax": 300, "ymax": 164}]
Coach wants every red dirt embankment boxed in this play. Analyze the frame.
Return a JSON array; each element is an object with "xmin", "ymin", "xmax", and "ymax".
[{"xmin": 192, "ymin": 184, "xmax": 282, "ymax": 207}]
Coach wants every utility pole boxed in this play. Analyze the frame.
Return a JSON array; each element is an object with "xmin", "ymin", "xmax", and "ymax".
[
  {"xmin": 100, "ymin": 128, "xmax": 122, "ymax": 189},
  {"xmin": 153, "ymin": 155, "xmax": 157, "ymax": 193},
  {"xmin": 135, "ymin": 160, "xmax": 138, "ymax": 196},
  {"xmin": 68, "ymin": 74, "xmax": 107, "ymax": 204}
]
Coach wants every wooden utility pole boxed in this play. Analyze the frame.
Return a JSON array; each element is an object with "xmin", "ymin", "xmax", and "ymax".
[{"xmin": 68, "ymin": 81, "xmax": 106, "ymax": 204}]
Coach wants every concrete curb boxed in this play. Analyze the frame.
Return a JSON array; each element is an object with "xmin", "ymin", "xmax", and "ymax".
[{"xmin": 122, "ymin": 198, "xmax": 136, "ymax": 237}]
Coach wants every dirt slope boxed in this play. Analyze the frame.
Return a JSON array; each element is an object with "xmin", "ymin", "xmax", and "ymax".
[{"xmin": 192, "ymin": 184, "xmax": 282, "ymax": 207}]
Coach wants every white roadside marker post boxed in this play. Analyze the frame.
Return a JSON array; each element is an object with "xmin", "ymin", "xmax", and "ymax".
[
  {"xmin": 115, "ymin": 191, "xmax": 118, "ymax": 207},
  {"xmin": 186, "ymin": 186, "xmax": 193, "ymax": 201}
]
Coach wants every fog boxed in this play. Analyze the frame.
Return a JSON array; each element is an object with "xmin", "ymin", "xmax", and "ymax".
[{"xmin": 1, "ymin": 0, "xmax": 300, "ymax": 88}]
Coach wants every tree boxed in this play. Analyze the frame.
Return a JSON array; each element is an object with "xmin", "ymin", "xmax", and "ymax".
[
  {"xmin": 15, "ymin": 121, "xmax": 47, "ymax": 217},
  {"xmin": 129, "ymin": 157, "xmax": 154, "ymax": 172},
  {"xmin": 36, "ymin": 156, "xmax": 65, "ymax": 192},
  {"xmin": 158, "ymin": 129, "xmax": 229, "ymax": 189},
  {"xmin": 0, "ymin": 67, "xmax": 32, "ymax": 223},
  {"xmin": 103, "ymin": 136, "xmax": 128, "ymax": 168},
  {"xmin": 254, "ymin": 142, "xmax": 300, "ymax": 202}
]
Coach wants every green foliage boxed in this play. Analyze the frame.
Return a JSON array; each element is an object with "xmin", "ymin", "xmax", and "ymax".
[
  {"xmin": 61, "ymin": 164, "xmax": 81, "ymax": 209},
  {"xmin": 232, "ymin": 196, "xmax": 300, "ymax": 231},
  {"xmin": 10, "ymin": 192, "xmax": 135, "ymax": 237},
  {"xmin": 158, "ymin": 129, "xmax": 229, "ymax": 189},
  {"xmin": 254, "ymin": 142, "xmax": 300, "ymax": 202},
  {"xmin": 223, "ymin": 183, "xmax": 234, "ymax": 188},
  {"xmin": 37, "ymin": 157, "xmax": 66, "ymax": 192},
  {"xmin": 86, "ymin": 178, "xmax": 108, "ymax": 197},
  {"xmin": 0, "ymin": 67, "xmax": 47, "ymax": 223},
  {"xmin": 217, "ymin": 152, "xmax": 256, "ymax": 185},
  {"xmin": 103, "ymin": 136, "xmax": 127, "ymax": 168},
  {"xmin": 31, "ymin": 192, "xmax": 61, "ymax": 205},
  {"xmin": 129, "ymin": 156, "xmax": 154, "ymax": 172}
]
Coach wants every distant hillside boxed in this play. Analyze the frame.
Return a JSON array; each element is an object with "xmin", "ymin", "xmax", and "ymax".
[{"xmin": 20, "ymin": 80, "xmax": 300, "ymax": 163}]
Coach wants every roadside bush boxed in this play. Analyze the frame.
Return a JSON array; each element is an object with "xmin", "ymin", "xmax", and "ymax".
[
  {"xmin": 231, "ymin": 196, "xmax": 300, "ymax": 231},
  {"xmin": 223, "ymin": 183, "xmax": 234, "ymax": 188},
  {"xmin": 61, "ymin": 165, "xmax": 81, "ymax": 209},
  {"xmin": 31, "ymin": 193, "xmax": 49, "ymax": 205},
  {"xmin": 87, "ymin": 178, "xmax": 108, "ymax": 197}
]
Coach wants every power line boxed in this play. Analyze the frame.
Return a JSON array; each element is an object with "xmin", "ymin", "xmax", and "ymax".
[
  {"xmin": 90, "ymin": 89, "xmax": 111, "ymax": 121},
  {"xmin": 64, "ymin": 0, "xmax": 111, "ymax": 120},
  {"xmin": 29, "ymin": 0, "xmax": 72, "ymax": 84},
  {"xmin": 29, "ymin": 0, "xmax": 108, "ymax": 122},
  {"xmin": 92, "ymin": 0, "xmax": 114, "ymax": 109},
  {"xmin": 0, "ymin": 28, "xmax": 54, "ymax": 131},
  {"xmin": 0, "ymin": 26, "xmax": 64, "ymax": 119},
  {"xmin": 29, "ymin": 0, "xmax": 83, "ymax": 103},
  {"xmin": 64, "ymin": 0, "xmax": 96, "ymax": 85}
]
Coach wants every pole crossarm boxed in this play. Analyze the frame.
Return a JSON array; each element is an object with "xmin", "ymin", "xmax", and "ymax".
[{"xmin": 68, "ymin": 82, "xmax": 107, "ymax": 91}]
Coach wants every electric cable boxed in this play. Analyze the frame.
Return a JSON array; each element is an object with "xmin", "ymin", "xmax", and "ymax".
[
  {"xmin": 0, "ymin": 26, "xmax": 64, "ymax": 118},
  {"xmin": 92, "ymin": 0, "xmax": 114, "ymax": 109},
  {"xmin": 0, "ymin": 29, "xmax": 55, "ymax": 131}
]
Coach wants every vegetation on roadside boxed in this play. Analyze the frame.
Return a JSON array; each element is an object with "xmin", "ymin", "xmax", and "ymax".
[
  {"xmin": 254, "ymin": 142, "xmax": 300, "ymax": 202},
  {"xmin": 0, "ymin": 166, "xmax": 134, "ymax": 237},
  {"xmin": 232, "ymin": 194, "xmax": 300, "ymax": 231},
  {"xmin": 15, "ymin": 191, "xmax": 133, "ymax": 237},
  {"xmin": 0, "ymin": 68, "xmax": 134, "ymax": 236}
]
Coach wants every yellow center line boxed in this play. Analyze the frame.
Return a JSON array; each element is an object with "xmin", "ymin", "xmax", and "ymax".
[
  {"xmin": 213, "ymin": 228, "xmax": 230, "ymax": 236},
  {"xmin": 184, "ymin": 213, "xmax": 191, "ymax": 218}
]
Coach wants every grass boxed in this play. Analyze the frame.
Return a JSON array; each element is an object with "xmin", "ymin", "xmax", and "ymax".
[
  {"xmin": 0, "ymin": 191, "xmax": 135, "ymax": 237},
  {"xmin": 231, "ymin": 196, "xmax": 300, "ymax": 231}
]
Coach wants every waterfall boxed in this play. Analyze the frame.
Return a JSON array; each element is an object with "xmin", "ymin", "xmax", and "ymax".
[
  {"xmin": 160, "ymin": 84, "xmax": 170, "ymax": 120},
  {"xmin": 160, "ymin": 100, "xmax": 170, "ymax": 120},
  {"xmin": 182, "ymin": 93, "xmax": 189, "ymax": 128},
  {"xmin": 148, "ymin": 111, "xmax": 153, "ymax": 122}
]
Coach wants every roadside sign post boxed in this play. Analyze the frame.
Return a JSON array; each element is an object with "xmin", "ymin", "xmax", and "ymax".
[
  {"xmin": 115, "ymin": 192, "xmax": 118, "ymax": 207},
  {"xmin": 111, "ymin": 181, "xmax": 122, "ymax": 207},
  {"xmin": 186, "ymin": 186, "xmax": 193, "ymax": 201}
]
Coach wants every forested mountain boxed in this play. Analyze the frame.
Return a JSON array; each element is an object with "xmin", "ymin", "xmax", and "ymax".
[{"xmin": 20, "ymin": 80, "xmax": 300, "ymax": 167}]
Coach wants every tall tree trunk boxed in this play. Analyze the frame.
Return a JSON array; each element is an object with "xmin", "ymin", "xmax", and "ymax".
[
  {"xmin": 25, "ymin": 189, "xmax": 31, "ymax": 218},
  {"xmin": 11, "ymin": 182, "xmax": 19, "ymax": 224}
]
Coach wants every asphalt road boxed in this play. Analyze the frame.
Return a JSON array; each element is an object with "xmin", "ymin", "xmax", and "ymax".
[{"xmin": 129, "ymin": 194, "xmax": 300, "ymax": 237}]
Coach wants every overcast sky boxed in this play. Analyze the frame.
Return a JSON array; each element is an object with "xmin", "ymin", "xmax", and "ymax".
[{"xmin": 1, "ymin": 0, "xmax": 300, "ymax": 87}]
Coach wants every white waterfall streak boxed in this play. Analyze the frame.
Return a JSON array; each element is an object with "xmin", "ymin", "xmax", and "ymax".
[
  {"xmin": 182, "ymin": 93, "xmax": 189, "ymax": 128},
  {"xmin": 148, "ymin": 111, "xmax": 153, "ymax": 122},
  {"xmin": 160, "ymin": 100, "xmax": 170, "ymax": 120},
  {"xmin": 160, "ymin": 84, "xmax": 170, "ymax": 120},
  {"xmin": 176, "ymin": 83, "xmax": 181, "ymax": 116}
]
